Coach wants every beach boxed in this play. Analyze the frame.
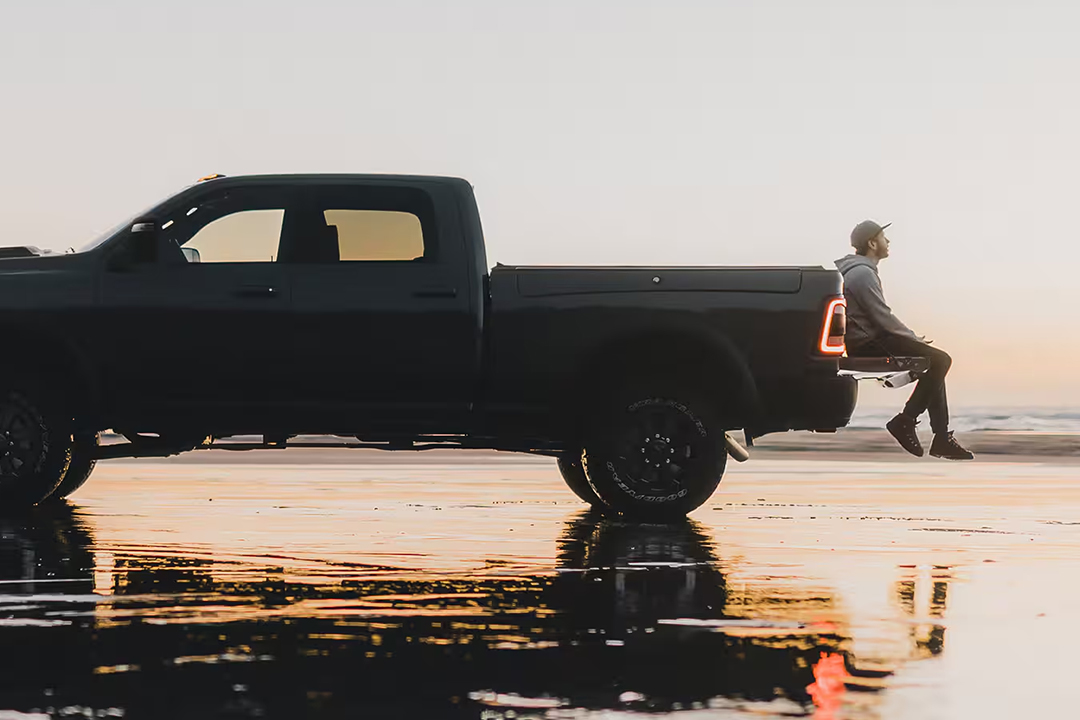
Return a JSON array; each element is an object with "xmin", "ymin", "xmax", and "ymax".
[
  {"xmin": 1, "ymin": 442, "xmax": 1080, "ymax": 717},
  {"xmin": 754, "ymin": 428, "xmax": 1080, "ymax": 462}
]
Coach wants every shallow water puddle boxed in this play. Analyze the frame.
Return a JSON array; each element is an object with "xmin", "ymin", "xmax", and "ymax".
[{"xmin": 2, "ymin": 457, "xmax": 1080, "ymax": 718}]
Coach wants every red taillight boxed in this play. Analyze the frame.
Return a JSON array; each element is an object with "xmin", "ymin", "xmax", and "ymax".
[{"xmin": 819, "ymin": 298, "xmax": 846, "ymax": 355}]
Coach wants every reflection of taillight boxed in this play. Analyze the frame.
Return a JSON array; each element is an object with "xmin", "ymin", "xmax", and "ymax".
[{"xmin": 819, "ymin": 298, "xmax": 846, "ymax": 355}]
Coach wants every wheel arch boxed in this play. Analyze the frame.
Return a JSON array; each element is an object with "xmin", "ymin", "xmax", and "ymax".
[
  {"xmin": 0, "ymin": 324, "xmax": 100, "ymax": 421},
  {"xmin": 567, "ymin": 322, "xmax": 762, "ymax": 433}
]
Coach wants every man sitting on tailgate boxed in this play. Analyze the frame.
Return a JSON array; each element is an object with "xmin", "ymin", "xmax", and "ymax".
[{"xmin": 836, "ymin": 220, "xmax": 974, "ymax": 460}]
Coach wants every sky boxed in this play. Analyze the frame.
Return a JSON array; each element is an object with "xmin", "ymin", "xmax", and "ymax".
[{"xmin": 0, "ymin": 0, "xmax": 1076, "ymax": 407}]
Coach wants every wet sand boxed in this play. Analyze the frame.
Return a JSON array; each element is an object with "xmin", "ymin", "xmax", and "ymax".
[{"xmin": 2, "ymin": 444, "xmax": 1079, "ymax": 718}]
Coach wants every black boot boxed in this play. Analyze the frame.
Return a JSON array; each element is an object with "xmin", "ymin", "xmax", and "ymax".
[
  {"xmin": 930, "ymin": 432, "xmax": 975, "ymax": 461},
  {"xmin": 886, "ymin": 413, "xmax": 924, "ymax": 457}
]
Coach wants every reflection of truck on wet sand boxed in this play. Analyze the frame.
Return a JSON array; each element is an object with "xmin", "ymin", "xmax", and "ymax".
[
  {"xmin": 0, "ymin": 506, "xmax": 866, "ymax": 714},
  {"xmin": 0, "ymin": 173, "xmax": 857, "ymax": 519}
]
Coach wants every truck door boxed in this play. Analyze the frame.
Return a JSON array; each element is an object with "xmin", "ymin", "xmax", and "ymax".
[
  {"xmin": 278, "ymin": 181, "xmax": 479, "ymax": 434},
  {"xmin": 96, "ymin": 184, "xmax": 296, "ymax": 425}
]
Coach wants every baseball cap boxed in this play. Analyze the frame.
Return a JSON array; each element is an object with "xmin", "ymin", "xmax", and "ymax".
[{"xmin": 850, "ymin": 220, "xmax": 891, "ymax": 251}]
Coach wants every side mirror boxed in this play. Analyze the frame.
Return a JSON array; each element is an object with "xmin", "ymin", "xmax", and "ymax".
[
  {"xmin": 106, "ymin": 219, "xmax": 158, "ymax": 271},
  {"xmin": 129, "ymin": 219, "xmax": 159, "ymax": 263},
  {"xmin": 181, "ymin": 247, "xmax": 201, "ymax": 263}
]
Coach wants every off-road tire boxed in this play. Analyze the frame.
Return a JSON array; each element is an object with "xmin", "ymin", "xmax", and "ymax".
[
  {"xmin": 47, "ymin": 432, "xmax": 98, "ymax": 501},
  {"xmin": 582, "ymin": 384, "xmax": 727, "ymax": 520},
  {"xmin": 557, "ymin": 451, "xmax": 602, "ymax": 506},
  {"xmin": 0, "ymin": 388, "xmax": 73, "ymax": 508}
]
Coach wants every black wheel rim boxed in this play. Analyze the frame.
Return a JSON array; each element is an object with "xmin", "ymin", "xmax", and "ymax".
[
  {"xmin": 611, "ymin": 402, "xmax": 705, "ymax": 497},
  {"xmin": 0, "ymin": 398, "xmax": 44, "ymax": 477}
]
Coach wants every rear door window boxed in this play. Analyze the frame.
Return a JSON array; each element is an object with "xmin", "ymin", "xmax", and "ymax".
[{"xmin": 278, "ymin": 185, "xmax": 438, "ymax": 264}]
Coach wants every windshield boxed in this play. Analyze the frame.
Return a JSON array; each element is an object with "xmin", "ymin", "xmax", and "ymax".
[{"xmin": 74, "ymin": 188, "xmax": 191, "ymax": 254}]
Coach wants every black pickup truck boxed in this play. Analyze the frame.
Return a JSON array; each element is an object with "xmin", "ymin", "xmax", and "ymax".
[{"xmin": 0, "ymin": 174, "xmax": 856, "ymax": 518}]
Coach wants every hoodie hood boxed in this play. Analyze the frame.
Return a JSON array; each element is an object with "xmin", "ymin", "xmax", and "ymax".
[{"xmin": 834, "ymin": 254, "xmax": 877, "ymax": 275}]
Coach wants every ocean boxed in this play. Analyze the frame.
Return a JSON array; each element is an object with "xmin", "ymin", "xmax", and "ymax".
[{"xmin": 848, "ymin": 407, "xmax": 1080, "ymax": 433}]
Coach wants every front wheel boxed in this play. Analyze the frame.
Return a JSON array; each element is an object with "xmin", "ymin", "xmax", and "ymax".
[
  {"xmin": 47, "ymin": 432, "xmax": 99, "ymax": 501},
  {"xmin": 557, "ymin": 451, "xmax": 602, "ymax": 506},
  {"xmin": 582, "ymin": 387, "xmax": 727, "ymax": 521},
  {"xmin": 0, "ymin": 388, "xmax": 73, "ymax": 508}
]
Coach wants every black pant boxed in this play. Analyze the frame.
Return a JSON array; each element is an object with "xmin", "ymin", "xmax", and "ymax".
[{"xmin": 848, "ymin": 335, "xmax": 953, "ymax": 435}]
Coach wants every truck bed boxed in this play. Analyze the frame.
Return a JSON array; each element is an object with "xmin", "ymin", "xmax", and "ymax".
[{"xmin": 483, "ymin": 264, "xmax": 855, "ymax": 439}]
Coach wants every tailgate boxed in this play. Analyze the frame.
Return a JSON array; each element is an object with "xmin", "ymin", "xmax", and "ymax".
[{"xmin": 839, "ymin": 356, "xmax": 930, "ymax": 384}]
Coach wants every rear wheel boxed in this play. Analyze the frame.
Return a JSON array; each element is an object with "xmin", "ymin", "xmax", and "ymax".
[
  {"xmin": 556, "ymin": 451, "xmax": 601, "ymax": 506},
  {"xmin": 0, "ymin": 388, "xmax": 72, "ymax": 508},
  {"xmin": 47, "ymin": 432, "xmax": 98, "ymax": 501},
  {"xmin": 582, "ymin": 384, "xmax": 727, "ymax": 521}
]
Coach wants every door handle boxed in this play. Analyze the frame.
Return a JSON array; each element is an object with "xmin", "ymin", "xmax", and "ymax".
[
  {"xmin": 234, "ymin": 285, "xmax": 279, "ymax": 298},
  {"xmin": 412, "ymin": 287, "xmax": 458, "ymax": 299}
]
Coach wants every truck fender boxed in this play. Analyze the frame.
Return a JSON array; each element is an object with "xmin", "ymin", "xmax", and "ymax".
[
  {"xmin": 568, "ymin": 321, "xmax": 762, "ymax": 429},
  {"xmin": 0, "ymin": 325, "xmax": 101, "ymax": 416}
]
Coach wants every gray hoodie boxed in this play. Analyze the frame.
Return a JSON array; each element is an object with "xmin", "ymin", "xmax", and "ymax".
[{"xmin": 834, "ymin": 254, "xmax": 918, "ymax": 347}]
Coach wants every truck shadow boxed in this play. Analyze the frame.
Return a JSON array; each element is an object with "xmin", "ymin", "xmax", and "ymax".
[{"xmin": 0, "ymin": 506, "xmax": 875, "ymax": 718}]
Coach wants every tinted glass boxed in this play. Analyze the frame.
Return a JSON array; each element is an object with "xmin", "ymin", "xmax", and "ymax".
[{"xmin": 323, "ymin": 209, "xmax": 424, "ymax": 261}]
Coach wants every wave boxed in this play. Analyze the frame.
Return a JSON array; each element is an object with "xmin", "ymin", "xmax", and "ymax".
[{"xmin": 848, "ymin": 408, "xmax": 1080, "ymax": 433}]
